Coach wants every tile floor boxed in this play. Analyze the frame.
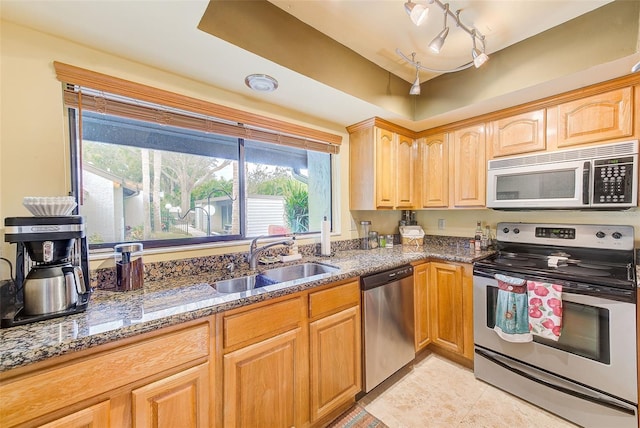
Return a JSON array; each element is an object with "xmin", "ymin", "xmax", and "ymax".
[{"xmin": 359, "ymin": 351, "xmax": 578, "ymax": 427}]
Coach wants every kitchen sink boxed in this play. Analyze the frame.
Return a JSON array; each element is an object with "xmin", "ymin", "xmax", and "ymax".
[
  {"xmin": 212, "ymin": 262, "xmax": 340, "ymax": 293},
  {"xmin": 261, "ymin": 262, "xmax": 340, "ymax": 283},
  {"xmin": 213, "ymin": 274, "xmax": 279, "ymax": 293}
]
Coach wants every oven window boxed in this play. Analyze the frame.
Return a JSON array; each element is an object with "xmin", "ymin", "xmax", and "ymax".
[
  {"xmin": 496, "ymin": 170, "xmax": 575, "ymax": 200},
  {"xmin": 486, "ymin": 287, "xmax": 610, "ymax": 364}
]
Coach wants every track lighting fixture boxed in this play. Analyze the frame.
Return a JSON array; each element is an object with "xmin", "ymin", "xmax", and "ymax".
[
  {"xmin": 429, "ymin": 3, "xmax": 449, "ymax": 53},
  {"xmin": 404, "ymin": 1, "xmax": 429, "ymax": 26},
  {"xmin": 410, "ymin": 54, "xmax": 421, "ymax": 95},
  {"xmin": 471, "ymin": 30, "xmax": 489, "ymax": 68},
  {"xmin": 632, "ymin": 60, "xmax": 640, "ymax": 73},
  {"xmin": 397, "ymin": 0, "xmax": 490, "ymax": 94}
]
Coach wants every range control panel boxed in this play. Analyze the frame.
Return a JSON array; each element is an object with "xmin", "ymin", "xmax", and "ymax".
[{"xmin": 497, "ymin": 222, "xmax": 635, "ymax": 251}]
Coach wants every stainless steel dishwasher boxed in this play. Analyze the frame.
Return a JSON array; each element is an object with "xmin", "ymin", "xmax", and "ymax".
[{"xmin": 361, "ymin": 264, "xmax": 415, "ymax": 392}]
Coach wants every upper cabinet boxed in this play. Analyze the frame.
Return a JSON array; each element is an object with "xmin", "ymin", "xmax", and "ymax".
[
  {"xmin": 419, "ymin": 133, "xmax": 448, "ymax": 208},
  {"xmin": 553, "ymin": 87, "xmax": 633, "ymax": 148},
  {"xmin": 452, "ymin": 124, "xmax": 486, "ymax": 207},
  {"xmin": 418, "ymin": 124, "xmax": 486, "ymax": 209},
  {"xmin": 348, "ymin": 118, "xmax": 417, "ymax": 210},
  {"xmin": 488, "ymin": 109, "xmax": 546, "ymax": 158}
]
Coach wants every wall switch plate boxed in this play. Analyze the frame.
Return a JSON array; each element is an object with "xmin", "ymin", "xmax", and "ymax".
[{"xmin": 438, "ymin": 219, "xmax": 446, "ymax": 230}]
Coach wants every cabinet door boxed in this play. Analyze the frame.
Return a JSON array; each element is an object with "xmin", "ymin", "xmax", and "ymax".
[
  {"xmin": 413, "ymin": 263, "xmax": 430, "ymax": 352},
  {"xmin": 223, "ymin": 328, "xmax": 306, "ymax": 428},
  {"xmin": 452, "ymin": 124, "xmax": 486, "ymax": 207},
  {"xmin": 395, "ymin": 133, "xmax": 417, "ymax": 208},
  {"xmin": 489, "ymin": 109, "xmax": 546, "ymax": 158},
  {"xmin": 38, "ymin": 401, "xmax": 110, "ymax": 428},
  {"xmin": 556, "ymin": 87, "xmax": 632, "ymax": 148},
  {"xmin": 132, "ymin": 363, "xmax": 210, "ymax": 428},
  {"xmin": 429, "ymin": 262, "xmax": 464, "ymax": 355},
  {"xmin": 419, "ymin": 134, "xmax": 448, "ymax": 208},
  {"xmin": 375, "ymin": 127, "xmax": 396, "ymax": 208},
  {"xmin": 309, "ymin": 306, "xmax": 361, "ymax": 423}
]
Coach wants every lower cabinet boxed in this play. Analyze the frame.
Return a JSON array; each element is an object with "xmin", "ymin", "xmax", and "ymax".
[
  {"xmin": 309, "ymin": 281, "xmax": 361, "ymax": 423},
  {"xmin": 413, "ymin": 262, "xmax": 430, "ymax": 352},
  {"xmin": 416, "ymin": 261, "xmax": 473, "ymax": 363},
  {"xmin": 219, "ymin": 278, "xmax": 361, "ymax": 428},
  {"xmin": 38, "ymin": 401, "xmax": 111, "ymax": 428},
  {"xmin": 132, "ymin": 363, "xmax": 210, "ymax": 428},
  {"xmin": 223, "ymin": 328, "xmax": 305, "ymax": 428},
  {"xmin": 0, "ymin": 319, "xmax": 213, "ymax": 428}
]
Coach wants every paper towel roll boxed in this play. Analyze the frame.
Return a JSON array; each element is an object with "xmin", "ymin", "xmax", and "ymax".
[{"xmin": 321, "ymin": 216, "xmax": 331, "ymax": 256}]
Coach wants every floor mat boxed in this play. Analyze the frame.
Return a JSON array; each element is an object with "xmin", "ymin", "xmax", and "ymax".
[{"xmin": 327, "ymin": 403, "xmax": 388, "ymax": 428}]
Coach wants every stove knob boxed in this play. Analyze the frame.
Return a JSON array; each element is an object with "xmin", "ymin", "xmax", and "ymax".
[
  {"xmin": 513, "ymin": 228, "xmax": 520, "ymax": 234},
  {"xmin": 596, "ymin": 231, "xmax": 606, "ymax": 239},
  {"xmin": 502, "ymin": 227, "xmax": 510, "ymax": 234},
  {"xmin": 612, "ymin": 232, "xmax": 622, "ymax": 239}
]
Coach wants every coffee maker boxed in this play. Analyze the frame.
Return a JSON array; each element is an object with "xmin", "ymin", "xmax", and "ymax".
[{"xmin": 2, "ymin": 215, "xmax": 91, "ymax": 327}]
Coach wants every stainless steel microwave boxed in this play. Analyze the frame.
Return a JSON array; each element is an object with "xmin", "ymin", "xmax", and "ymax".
[{"xmin": 487, "ymin": 140, "xmax": 638, "ymax": 210}]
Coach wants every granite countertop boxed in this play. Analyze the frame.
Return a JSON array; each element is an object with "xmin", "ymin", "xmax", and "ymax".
[{"xmin": 0, "ymin": 244, "xmax": 492, "ymax": 373}]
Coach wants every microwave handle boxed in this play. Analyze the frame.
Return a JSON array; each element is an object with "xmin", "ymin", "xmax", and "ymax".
[{"xmin": 582, "ymin": 161, "xmax": 591, "ymax": 205}]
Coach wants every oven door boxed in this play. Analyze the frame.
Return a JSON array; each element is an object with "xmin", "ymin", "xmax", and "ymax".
[{"xmin": 473, "ymin": 272, "xmax": 637, "ymax": 404}]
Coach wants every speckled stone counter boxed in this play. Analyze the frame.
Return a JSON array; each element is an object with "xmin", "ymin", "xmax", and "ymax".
[{"xmin": 0, "ymin": 243, "xmax": 492, "ymax": 373}]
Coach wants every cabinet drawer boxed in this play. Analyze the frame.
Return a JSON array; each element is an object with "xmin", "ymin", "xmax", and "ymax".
[
  {"xmin": 309, "ymin": 280, "xmax": 360, "ymax": 320},
  {"xmin": 0, "ymin": 322, "xmax": 210, "ymax": 427},
  {"xmin": 223, "ymin": 297, "xmax": 303, "ymax": 349}
]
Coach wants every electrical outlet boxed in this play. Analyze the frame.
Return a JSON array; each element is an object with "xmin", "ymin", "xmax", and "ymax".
[{"xmin": 438, "ymin": 219, "xmax": 446, "ymax": 230}]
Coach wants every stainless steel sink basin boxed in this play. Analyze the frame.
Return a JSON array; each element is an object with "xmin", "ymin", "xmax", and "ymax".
[
  {"xmin": 212, "ymin": 262, "xmax": 340, "ymax": 293},
  {"xmin": 213, "ymin": 274, "xmax": 279, "ymax": 293},
  {"xmin": 262, "ymin": 262, "xmax": 339, "ymax": 283}
]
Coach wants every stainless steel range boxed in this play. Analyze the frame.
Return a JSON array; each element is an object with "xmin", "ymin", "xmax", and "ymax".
[{"xmin": 473, "ymin": 222, "xmax": 637, "ymax": 428}]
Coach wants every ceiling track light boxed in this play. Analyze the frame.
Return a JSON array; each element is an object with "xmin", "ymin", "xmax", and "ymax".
[
  {"xmin": 429, "ymin": 3, "xmax": 449, "ymax": 53},
  {"xmin": 397, "ymin": 0, "xmax": 490, "ymax": 93},
  {"xmin": 410, "ymin": 53, "xmax": 421, "ymax": 95},
  {"xmin": 404, "ymin": 1, "xmax": 429, "ymax": 26}
]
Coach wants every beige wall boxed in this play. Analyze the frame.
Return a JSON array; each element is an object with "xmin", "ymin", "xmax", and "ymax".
[{"xmin": 0, "ymin": 21, "xmax": 352, "ymax": 273}]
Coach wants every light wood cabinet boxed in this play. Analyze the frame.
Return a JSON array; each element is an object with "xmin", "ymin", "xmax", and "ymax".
[
  {"xmin": 413, "ymin": 262, "xmax": 430, "ymax": 352},
  {"xmin": 554, "ymin": 87, "xmax": 633, "ymax": 148},
  {"xmin": 488, "ymin": 109, "xmax": 546, "ymax": 158},
  {"xmin": 0, "ymin": 320, "xmax": 213, "ymax": 428},
  {"xmin": 348, "ymin": 118, "xmax": 417, "ymax": 210},
  {"xmin": 418, "ymin": 134, "xmax": 449, "ymax": 208},
  {"xmin": 38, "ymin": 401, "xmax": 110, "ymax": 428},
  {"xmin": 223, "ymin": 328, "xmax": 305, "ymax": 428},
  {"xmin": 132, "ymin": 363, "xmax": 210, "ymax": 428},
  {"xmin": 308, "ymin": 280, "xmax": 361, "ymax": 423},
  {"xmin": 220, "ymin": 295, "xmax": 307, "ymax": 428},
  {"xmin": 451, "ymin": 124, "xmax": 486, "ymax": 207},
  {"xmin": 429, "ymin": 262, "xmax": 474, "ymax": 362}
]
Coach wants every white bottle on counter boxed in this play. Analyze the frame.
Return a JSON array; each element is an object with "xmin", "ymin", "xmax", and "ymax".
[{"xmin": 320, "ymin": 216, "xmax": 331, "ymax": 256}]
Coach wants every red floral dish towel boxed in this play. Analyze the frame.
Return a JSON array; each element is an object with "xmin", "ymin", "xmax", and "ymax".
[{"xmin": 527, "ymin": 280, "xmax": 563, "ymax": 341}]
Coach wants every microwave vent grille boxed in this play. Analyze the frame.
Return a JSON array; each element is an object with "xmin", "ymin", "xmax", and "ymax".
[{"xmin": 489, "ymin": 140, "xmax": 638, "ymax": 169}]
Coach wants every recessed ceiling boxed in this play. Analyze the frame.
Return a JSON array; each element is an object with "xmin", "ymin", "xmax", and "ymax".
[{"xmin": 1, "ymin": 0, "xmax": 635, "ymax": 131}]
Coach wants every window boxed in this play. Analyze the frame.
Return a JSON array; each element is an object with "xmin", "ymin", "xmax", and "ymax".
[{"xmin": 56, "ymin": 63, "xmax": 339, "ymax": 250}]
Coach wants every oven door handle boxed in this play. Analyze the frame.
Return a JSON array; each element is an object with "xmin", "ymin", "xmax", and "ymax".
[{"xmin": 475, "ymin": 347, "xmax": 636, "ymax": 415}]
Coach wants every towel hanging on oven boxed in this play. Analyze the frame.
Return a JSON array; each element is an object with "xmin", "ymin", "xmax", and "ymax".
[
  {"xmin": 527, "ymin": 280, "xmax": 563, "ymax": 341},
  {"xmin": 493, "ymin": 274, "xmax": 532, "ymax": 343}
]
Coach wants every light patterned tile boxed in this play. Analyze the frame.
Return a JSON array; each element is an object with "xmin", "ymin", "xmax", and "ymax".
[{"xmin": 360, "ymin": 352, "xmax": 578, "ymax": 428}]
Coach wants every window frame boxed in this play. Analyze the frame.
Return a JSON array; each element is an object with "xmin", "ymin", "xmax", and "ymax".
[{"xmin": 57, "ymin": 62, "xmax": 341, "ymax": 251}]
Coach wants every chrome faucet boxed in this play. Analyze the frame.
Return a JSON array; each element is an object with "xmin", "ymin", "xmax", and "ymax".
[{"xmin": 247, "ymin": 236, "xmax": 294, "ymax": 269}]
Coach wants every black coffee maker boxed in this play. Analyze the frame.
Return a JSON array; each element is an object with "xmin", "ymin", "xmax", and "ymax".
[{"xmin": 2, "ymin": 216, "xmax": 91, "ymax": 327}]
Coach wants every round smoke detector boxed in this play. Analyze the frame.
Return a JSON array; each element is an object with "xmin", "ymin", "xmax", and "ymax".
[{"xmin": 244, "ymin": 74, "xmax": 279, "ymax": 92}]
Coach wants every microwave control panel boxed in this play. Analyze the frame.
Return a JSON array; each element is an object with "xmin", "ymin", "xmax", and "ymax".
[{"xmin": 592, "ymin": 156, "xmax": 635, "ymax": 205}]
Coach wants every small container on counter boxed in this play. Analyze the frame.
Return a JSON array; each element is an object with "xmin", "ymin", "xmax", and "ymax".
[
  {"xmin": 114, "ymin": 243, "xmax": 144, "ymax": 291},
  {"xmin": 386, "ymin": 235, "xmax": 394, "ymax": 248},
  {"xmin": 369, "ymin": 231, "xmax": 379, "ymax": 249}
]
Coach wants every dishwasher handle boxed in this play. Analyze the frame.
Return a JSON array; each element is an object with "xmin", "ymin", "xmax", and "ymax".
[{"xmin": 361, "ymin": 265, "xmax": 413, "ymax": 290}]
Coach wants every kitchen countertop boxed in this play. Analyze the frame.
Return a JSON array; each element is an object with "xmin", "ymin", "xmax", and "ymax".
[{"xmin": 1, "ymin": 244, "xmax": 492, "ymax": 373}]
